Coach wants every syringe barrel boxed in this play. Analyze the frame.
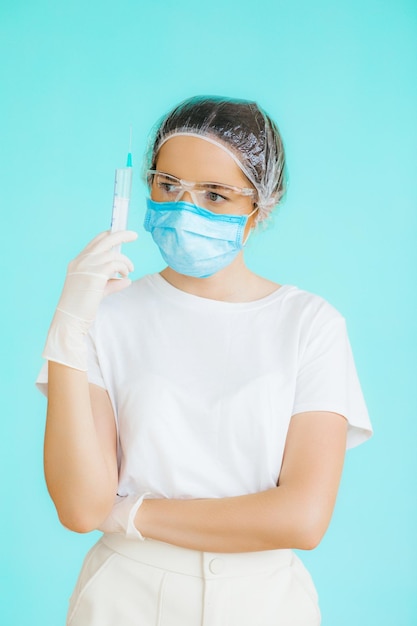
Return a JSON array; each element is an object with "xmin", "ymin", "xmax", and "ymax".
[
  {"xmin": 113, "ymin": 167, "xmax": 133, "ymax": 200},
  {"xmin": 111, "ymin": 167, "xmax": 133, "ymax": 233}
]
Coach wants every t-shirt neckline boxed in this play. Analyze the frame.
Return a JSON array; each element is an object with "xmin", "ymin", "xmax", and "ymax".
[{"xmin": 146, "ymin": 272, "xmax": 295, "ymax": 311}]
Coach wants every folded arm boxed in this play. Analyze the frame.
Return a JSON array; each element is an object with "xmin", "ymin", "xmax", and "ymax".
[
  {"xmin": 135, "ymin": 411, "xmax": 347, "ymax": 552},
  {"xmin": 44, "ymin": 369, "xmax": 118, "ymax": 532}
]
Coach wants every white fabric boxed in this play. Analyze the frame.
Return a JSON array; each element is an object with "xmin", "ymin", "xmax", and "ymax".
[
  {"xmin": 37, "ymin": 273, "xmax": 372, "ymax": 502},
  {"xmin": 66, "ymin": 535, "xmax": 321, "ymax": 625}
]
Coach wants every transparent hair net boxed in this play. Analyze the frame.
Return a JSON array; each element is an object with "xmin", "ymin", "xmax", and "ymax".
[{"xmin": 143, "ymin": 96, "xmax": 287, "ymax": 222}]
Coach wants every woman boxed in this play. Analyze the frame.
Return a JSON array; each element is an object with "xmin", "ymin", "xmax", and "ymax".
[{"xmin": 37, "ymin": 95, "xmax": 372, "ymax": 625}]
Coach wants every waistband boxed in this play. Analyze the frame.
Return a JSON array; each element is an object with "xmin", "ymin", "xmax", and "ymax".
[{"xmin": 101, "ymin": 533, "xmax": 293, "ymax": 580}]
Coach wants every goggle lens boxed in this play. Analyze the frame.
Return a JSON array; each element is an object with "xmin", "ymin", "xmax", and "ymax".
[{"xmin": 148, "ymin": 171, "xmax": 256, "ymax": 214}]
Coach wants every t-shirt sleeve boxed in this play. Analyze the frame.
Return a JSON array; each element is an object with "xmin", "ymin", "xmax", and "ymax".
[
  {"xmin": 292, "ymin": 310, "xmax": 373, "ymax": 449},
  {"xmin": 35, "ymin": 332, "xmax": 107, "ymax": 396}
]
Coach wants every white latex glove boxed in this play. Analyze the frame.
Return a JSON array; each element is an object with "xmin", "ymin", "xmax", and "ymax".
[
  {"xmin": 43, "ymin": 229, "xmax": 138, "ymax": 371},
  {"xmin": 98, "ymin": 493, "xmax": 151, "ymax": 540}
]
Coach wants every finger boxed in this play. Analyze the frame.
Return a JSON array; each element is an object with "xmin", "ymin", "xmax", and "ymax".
[
  {"xmin": 92, "ymin": 230, "xmax": 138, "ymax": 255},
  {"xmin": 102, "ymin": 259, "xmax": 134, "ymax": 278},
  {"xmin": 105, "ymin": 277, "xmax": 132, "ymax": 296},
  {"xmin": 117, "ymin": 252, "xmax": 135, "ymax": 273},
  {"xmin": 72, "ymin": 250, "xmax": 135, "ymax": 275},
  {"xmin": 82, "ymin": 231, "xmax": 111, "ymax": 254},
  {"xmin": 87, "ymin": 249, "xmax": 135, "ymax": 273}
]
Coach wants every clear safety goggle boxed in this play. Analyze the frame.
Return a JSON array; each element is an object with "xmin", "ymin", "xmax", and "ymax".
[{"xmin": 147, "ymin": 170, "xmax": 257, "ymax": 214}]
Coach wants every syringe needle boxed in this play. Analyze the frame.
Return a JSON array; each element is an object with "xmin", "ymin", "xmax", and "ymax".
[{"xmin": 127, "ymin": 125, "xmax": 133, "ymax": 167}]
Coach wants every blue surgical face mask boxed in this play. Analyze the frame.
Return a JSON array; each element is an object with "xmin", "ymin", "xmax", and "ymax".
[{"xmin": 144, "ymin": 198, "xmax": 257, "ymax": 278}]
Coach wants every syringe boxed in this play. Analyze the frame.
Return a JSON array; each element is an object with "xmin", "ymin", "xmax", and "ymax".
[{"xmin": 110, "ymin": 131, "xmax": 133, "ymax": 253}]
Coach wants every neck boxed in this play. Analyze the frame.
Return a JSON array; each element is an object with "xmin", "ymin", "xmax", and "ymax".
[{"xmin": 160, "ymin": 254, "xmax": 280, "ymax": 303}]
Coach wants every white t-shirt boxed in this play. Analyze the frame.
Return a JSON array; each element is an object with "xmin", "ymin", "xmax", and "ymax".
[{"xmin": 37, "ymin": 273, "xmax": 372, "ymax": 500}]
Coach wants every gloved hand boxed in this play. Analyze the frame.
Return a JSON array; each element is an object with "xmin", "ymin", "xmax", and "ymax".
[
  {"xmin": 98, "ymin": 493, "xmax": 151, "ymax": 540},
  {"xmin": 43, "ymin": 229, "xmax": 138, "ymax": 371}
]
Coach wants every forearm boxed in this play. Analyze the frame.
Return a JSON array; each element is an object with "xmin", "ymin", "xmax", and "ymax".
[
  {"xmin": 137, "ymin": 486, "xmax": 326, "ymax": 553},
  {"xmin": 44, "ymin": 362, "xmax": 117, "ymax": 532},
  {"xmin": 109, "ymin": 413, "xmax": 345, "ymax": 550}
]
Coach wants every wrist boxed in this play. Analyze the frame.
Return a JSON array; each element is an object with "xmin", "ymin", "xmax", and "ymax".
[
  {"xmin": 42, "ymin": 309, "xmax": 90, "ymax": 371},
  {"xmin": 134, "ymin": 497, "xmax": 153, "ymax": 537}
]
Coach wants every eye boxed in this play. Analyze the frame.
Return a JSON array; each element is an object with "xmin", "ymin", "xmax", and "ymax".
[
  {"xmin": 155, "ymin": 174, "xmax": 182, "ymax": 196},
  {"xmin": 158, "ymin": 181, "xmax": 179, "ymax": 194},
  {"xmin": 205, "ymin": 191, "xmax": 228, "ymax": 203}
]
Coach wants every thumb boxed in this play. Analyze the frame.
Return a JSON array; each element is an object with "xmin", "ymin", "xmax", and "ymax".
[{"xmin": 104, "ymin": 277, "xmax": 132, "ymax": 297}]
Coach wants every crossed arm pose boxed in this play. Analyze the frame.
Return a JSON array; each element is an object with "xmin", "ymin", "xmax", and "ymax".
[
  {"xmin": 44, "ymin": 230, "xmax": 347, "ymax": 555},
  {"xmin": 46, "ymin": 364, "xmax": 346, "ymax": 553}
]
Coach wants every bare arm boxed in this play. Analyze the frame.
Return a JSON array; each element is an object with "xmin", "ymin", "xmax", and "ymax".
[
  {"xmin": 41, "ymin": 230, "xmax": 136, "ymax": 533},
  {"xmin": 44, "ymin": 363, "xmax": 118, "ymax": 533},
  {"xmin": 136, "ymin": 411, "xmax": 347, "ymax": 552}
]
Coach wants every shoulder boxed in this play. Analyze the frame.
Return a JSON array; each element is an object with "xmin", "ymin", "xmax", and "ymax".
[{"xmin": 277, "ymin": 284, "xmax": 345, "ymax": 327}]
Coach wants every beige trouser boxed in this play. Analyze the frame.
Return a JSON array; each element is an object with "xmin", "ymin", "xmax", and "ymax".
[{"xmin": 67, "ymin": 534, "xmax": 321, "ymax": 626}]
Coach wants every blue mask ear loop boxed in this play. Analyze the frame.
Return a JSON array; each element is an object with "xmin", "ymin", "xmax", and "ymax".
[{"xmin": 243, "ymin": 205, "xmax": 259, "ymax": 245}]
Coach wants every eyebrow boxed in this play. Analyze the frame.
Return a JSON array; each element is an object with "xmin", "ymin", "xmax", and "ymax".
[
  {"xmin": 200, "ymin": 183, "xmax": 228, "ymax": 190},
  {"xmin": 157, "ymin": 171, "xmax": 242, "ymax": 190}
]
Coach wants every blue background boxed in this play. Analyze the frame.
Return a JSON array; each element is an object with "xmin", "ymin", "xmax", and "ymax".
[{"xmin": 1, "ymin": 1, "xmax": 416, "ymax": 624}]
